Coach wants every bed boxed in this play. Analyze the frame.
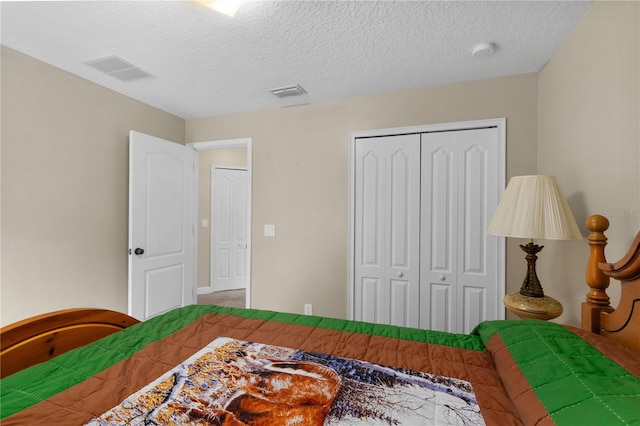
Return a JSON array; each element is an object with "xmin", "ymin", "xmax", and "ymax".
[{"xmin": 1, "ymin": 215, "xmax": 638, "ymax": 425}]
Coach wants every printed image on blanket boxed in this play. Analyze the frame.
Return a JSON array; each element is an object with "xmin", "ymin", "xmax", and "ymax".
[{"xmin": 87, "ymin": 337, "xmax": 484, "ymax": 426}]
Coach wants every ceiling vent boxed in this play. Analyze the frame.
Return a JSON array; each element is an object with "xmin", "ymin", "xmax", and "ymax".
[
  {"xmin": 270, "ymin": 84, "xmax": 307, "ymax": 98},
  {"xmin": 84, "ymin": 55, "xmax": 153, "ymax": 82}
]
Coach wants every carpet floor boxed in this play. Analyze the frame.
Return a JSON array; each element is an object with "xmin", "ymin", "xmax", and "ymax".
[{"xmin": 197, "ymin": 289, "xmax": 246, "ymax": 308}]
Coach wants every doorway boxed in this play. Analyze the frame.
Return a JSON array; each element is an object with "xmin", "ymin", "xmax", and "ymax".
[{"xmin": 189, "ymin": 138, "xmax": 252, "ymax": 309}]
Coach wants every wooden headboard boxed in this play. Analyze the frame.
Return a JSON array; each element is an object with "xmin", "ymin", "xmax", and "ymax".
[
  {"xmin": 0, "ymin": 308, "xmax": 139, "ymax": 378},
  {"xmin": 582, "ymin": 215, "xmax": 640, "ymax": 351}
]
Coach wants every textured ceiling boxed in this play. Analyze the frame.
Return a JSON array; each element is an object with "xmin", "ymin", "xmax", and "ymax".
[{"xmin": 1, "ymin": 1, "xmax": 593, "ymax": 119}]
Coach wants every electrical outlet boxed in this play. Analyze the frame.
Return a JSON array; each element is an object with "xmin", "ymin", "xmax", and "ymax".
[{"xmin": 304, "ymin": 304, "xmax": 312, "ymax": 315}]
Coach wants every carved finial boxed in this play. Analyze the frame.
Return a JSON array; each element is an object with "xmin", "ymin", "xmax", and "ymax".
[{"xmin": 586, "ymin": 214, "xmax": 609, "ymax": 234}]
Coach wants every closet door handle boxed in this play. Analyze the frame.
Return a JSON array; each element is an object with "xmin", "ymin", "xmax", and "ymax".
[
  {"xmin": 397, "ymin": 272, "xmax": 404, "ymax": 278},
  {"xmin": 439, "ymin": 274, "xmax": 446, "ymax": 281},
  {"xmin": 134, "ymin": 248, "xmax": 145, "ymax": 255}
]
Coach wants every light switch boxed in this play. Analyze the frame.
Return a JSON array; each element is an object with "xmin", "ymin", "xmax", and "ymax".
[
  {"xmin": 201, "ymin": 219, "xmax": 208, "ymax": 228},
  {"xmin": 264, "ymin": 224, "xmax": 276, "ymax": 237}
]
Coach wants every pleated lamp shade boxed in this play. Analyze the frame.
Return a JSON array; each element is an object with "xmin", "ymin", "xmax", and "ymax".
[{"xmin": 487, "ymin": 175, "xmax": 582, "ymax": 240}]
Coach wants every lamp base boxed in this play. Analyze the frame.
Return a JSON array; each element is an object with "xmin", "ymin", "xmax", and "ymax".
[
  {"xmin": 504, "ymin": 292, "xmax": 563, "ymax": 321},
  {"xmin": 519, "ymin": 241, "xmax": 545, "ymax": 297}
]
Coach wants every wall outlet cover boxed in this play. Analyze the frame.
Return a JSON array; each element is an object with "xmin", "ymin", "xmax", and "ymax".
[{"xmin": 264, "ymin": 224, "xmax": 276, "ymax": 237}]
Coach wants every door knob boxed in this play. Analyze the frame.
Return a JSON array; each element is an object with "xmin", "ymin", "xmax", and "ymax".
[
  {"xmin": 439, "ymin": 274, "xmax": 446, "ymax": 281},
  {"xmin": 397, "ymin": 272, "xmax": 404, "ymax": 278},
  {"xmin": 134, "ymin": 248, "xmax": 145, "ymax": 255}
]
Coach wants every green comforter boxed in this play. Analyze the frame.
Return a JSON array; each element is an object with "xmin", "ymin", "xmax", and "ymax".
[{"xmin": 2, "ymin": 305, "xmax": 639, "ymax": 424}]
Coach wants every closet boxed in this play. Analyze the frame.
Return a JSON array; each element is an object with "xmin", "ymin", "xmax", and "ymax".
[{"xmin": 350, "ymin": 119, "xmax": 504, "ymax": 334}]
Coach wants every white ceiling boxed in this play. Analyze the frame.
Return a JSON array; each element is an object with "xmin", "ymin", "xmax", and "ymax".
[{"xmin": 1, "ymin": 1, "xmax": 593, "ymax": 120}]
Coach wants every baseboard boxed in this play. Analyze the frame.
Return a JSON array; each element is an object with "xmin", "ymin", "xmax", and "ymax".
[{"xmin": 197, "ymin": 287, "xmax": 213, "ymax": 295}]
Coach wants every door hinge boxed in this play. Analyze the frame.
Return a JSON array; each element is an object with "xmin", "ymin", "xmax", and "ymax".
[{"xmin": 128, "ymin": 248, "xmax": 132, "ymax": 255}]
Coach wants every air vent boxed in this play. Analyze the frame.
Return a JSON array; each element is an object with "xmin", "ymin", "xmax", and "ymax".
[
  {"xmin": 270, "ymin": 84, "xmax": 307, "ymax": 98},
  {"xmin": 84, "ymin": 55, "xmax": 153, "ymax": 82}
]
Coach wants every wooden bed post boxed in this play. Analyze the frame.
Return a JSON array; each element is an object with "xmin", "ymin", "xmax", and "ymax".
[{"xmin": 581, "ymin": 215, "xmax": 614, "ymax": 333}]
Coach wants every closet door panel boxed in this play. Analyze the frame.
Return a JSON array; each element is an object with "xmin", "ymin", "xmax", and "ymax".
[
  {"xmin": 462, "ymin": 145, "xmax": 486, "ymax": 275},
  {"xmin": 389, "ymin": 149, "xmax": 412, "ymax": 269},
  {"xmin": 354, "ymin": 140, "xmax": 387, "ymax": 323},
  {"xmin": 361, "ymin": 277, "xmax": 380, "ymax": 324},
  {"xmin": 456, "ymin": 128, "xmax": 500, "ymax": 333},
  {"xmin": 421, "ymin": 133, "xmax": 458, "ymax": 332},
  {"xmin": 463, "ymin": 286, "xmax": 485, "ymax": 333},
  {"xmin": 390, "ymin": 279, "xmax": 409, "ymax": 327},
  {"xmin": 360, "ymin": 151, "xmax": 383, "ymax": 267},
  {"xmin": 354, "ymin": 135, "xmax": 420, "ymax": 327},
  {"xmin": 421, "ymin": 283, "xmax": 451, "ymax": 332},
  {"xmin": 386, "ymin": 136, "xmax": 421, "ymax": 327},
  {"xmin": 429, "ymin": 147, "xmax": 454, "ymax": 272}
]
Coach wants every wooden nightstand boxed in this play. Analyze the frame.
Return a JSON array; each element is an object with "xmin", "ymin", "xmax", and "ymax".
[{"xmin": 503, "ymin": 293, "xmax": 563, "ymax": 321}]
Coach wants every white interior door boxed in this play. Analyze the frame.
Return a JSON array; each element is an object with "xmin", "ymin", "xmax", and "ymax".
[
  {"xmin": 354, "ymin": 134, "xmax": 421, "ymax": 327},
  {"xmin": 129, "ymin": 131, "xmax": 195, "ymax": 321},
  {"xmin": 211, "ymin": 167, "xmax": 248, "ymax": 292}
]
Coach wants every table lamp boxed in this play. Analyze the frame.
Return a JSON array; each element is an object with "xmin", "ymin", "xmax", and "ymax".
[{"xmin": 487, "ymin": 175, "xmax": 582, "ymax": 320}]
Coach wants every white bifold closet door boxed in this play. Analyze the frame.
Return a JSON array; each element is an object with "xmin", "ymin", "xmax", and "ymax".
[
  {"xmin": 354, "ymin": 127, "xmax": 500, "ymax": 334},
  {"xmin": 354, "ymin": 134, "xmax": 421, "ymax": 328},
  {"xmin": 420, "ymin": 128, "xmax": 499, "ymax": 334}
]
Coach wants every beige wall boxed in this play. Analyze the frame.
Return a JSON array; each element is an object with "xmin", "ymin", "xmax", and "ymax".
[
  {"xmin": 537, "ymin": 1, "xmax": 640, "ymax": 326},
  {"xmin": 187, "ymin": 74, "xmax": 539, "ymax": 319},
  {"xmin": 197, "ymin": 148, "xmax": 247, "ymax": 289},
  {"xmin": 0, "ymin": 47, "xmax": 185, "ymax": 325},
  {"xmin": 4, "ymin": 1, "xmax": 632, "ymax": 328},
  {"xmin": 538, "ymin": 1, "xmax": 640, "ymax": 324}
]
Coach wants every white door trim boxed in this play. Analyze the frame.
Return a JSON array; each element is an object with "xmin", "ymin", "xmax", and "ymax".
[
  {"xmin": 188, "ymin": 138, "xmax": 252, "ymax": 309},
  {"xmin": 348, "ymin": 118, "xmax": 506, "ymax": 322}
]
